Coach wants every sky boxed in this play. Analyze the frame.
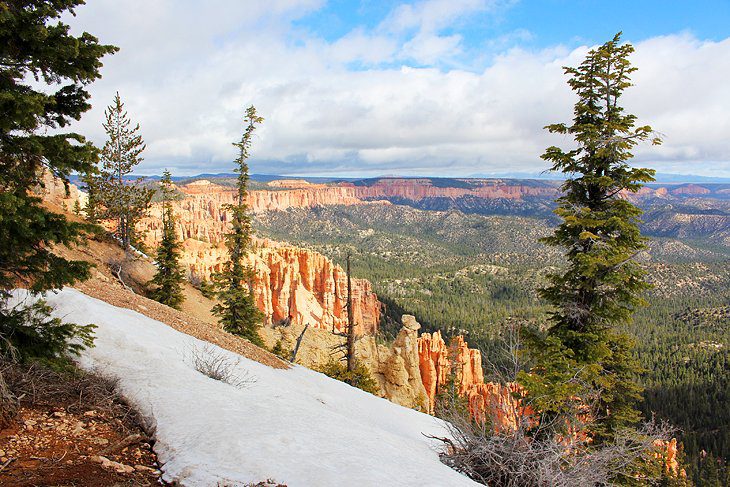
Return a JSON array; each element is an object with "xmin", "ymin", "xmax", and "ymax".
[{"xmin": 62, "ymin": 0, "xmax": 730, "ymax": 177}]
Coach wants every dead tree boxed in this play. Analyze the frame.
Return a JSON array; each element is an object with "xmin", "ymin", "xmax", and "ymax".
[
  {"xmin": 346, "ymin": 253, "xmax": 355, "ymax": 372},
  {"xmin": 290, "ymin": 324, "xmax": 309, "ymax": 363},
  {"xmin": 0, "ymin": 371, "xmax": 17, "ymax": 429}
]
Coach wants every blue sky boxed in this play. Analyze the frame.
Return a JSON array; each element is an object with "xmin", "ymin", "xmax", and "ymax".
[
  {"xmin": 67, "ymin": 0, "xmax": 730, "ymax": 177},
  {"xmin": 293, "ymin": 1, "xmax": 730, "ymax": 67},
  {"xmin": 297, "ymin": 1, "xmax": 730, "ymax": 42}
]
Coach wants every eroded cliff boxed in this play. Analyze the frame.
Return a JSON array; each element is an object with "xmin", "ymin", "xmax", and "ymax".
[{"xmin": 136, "ymin": 180, "xmax": 382, "ymax": 335}]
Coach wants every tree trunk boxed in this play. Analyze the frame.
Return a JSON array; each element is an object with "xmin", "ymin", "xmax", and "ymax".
[
  {"xmin": 0, "ymin": 371, "xmax": 17, "ymax": 430},
  {"xmin": 290, "ymin": 324, "xmax": 309, "ymax": 363},
  {"xmin": 346, "ymin": 253, "xmax": 355, "ymax": 372}
]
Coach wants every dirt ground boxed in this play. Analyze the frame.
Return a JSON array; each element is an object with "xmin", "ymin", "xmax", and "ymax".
[
  {"xmin": 0, "ymin": 362, "xmax": 162, "ymax": 487},
  {"xmin": 0, "ymin": 406, "xmax": 160, "ymax": 486}
]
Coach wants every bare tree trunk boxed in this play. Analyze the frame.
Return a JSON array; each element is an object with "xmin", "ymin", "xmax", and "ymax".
[
  {"xmin": 346, "ymin": 253, "xmax": 355, "ymax": 372},
  {"xmin": 290, "ymin": 324, "xmax": 309, "ymax": 363},
  {"xmin": 0, "ymin": 371, "xmax": 17, "ymax": 430}
]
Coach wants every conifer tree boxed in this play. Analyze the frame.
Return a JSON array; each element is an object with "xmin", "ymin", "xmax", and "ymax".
[
  {"xmin": 0, "ymin": 0, "xmax": 116, "ymax": 425},
  {"xmin": 211, "ymin": 106, "xmax": 265, "ymax": 346},
  {"xmin": 149, "ymin": 170, "xmax": 185, "ymax": 309},
  {"xmin": 98, "ymin": 92, "xmax": 153, "ymax": 249},
  {"xmin": 80, "ymin": 171, "xmax": 102, "ymax": 223},
  {"xmin": 519, "ymin": 33, "xmax": 661, "ymax": 438}
]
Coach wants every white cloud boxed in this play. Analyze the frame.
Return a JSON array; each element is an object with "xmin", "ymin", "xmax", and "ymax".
[{"xmin": 62, "ymin": 2, "xmax": 730, "ymax": 177}]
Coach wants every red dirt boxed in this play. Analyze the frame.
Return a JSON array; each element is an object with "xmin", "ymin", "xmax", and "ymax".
[{"xmin": 0, "ymin": 406, "xmax": 160, "ymax": 486}]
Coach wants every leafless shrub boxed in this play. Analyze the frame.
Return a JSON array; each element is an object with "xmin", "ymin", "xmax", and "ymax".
[
  {"xmin": 187, "ymin": 343, "xmax": 257, "ymax": 389},
  {"xmin": 1, "ymin": 359, "xmax": 142, "ymax": 434},
  {"xmin": 435, "ymin": 391, "xmax": 676, "ymax": 487}
]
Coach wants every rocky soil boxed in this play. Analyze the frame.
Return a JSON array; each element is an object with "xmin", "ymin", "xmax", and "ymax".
[{"xmin": 0, "ymin": 406, "xmax": 160, "ymax": 486}]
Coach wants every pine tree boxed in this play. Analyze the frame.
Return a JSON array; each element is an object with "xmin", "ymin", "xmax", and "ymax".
[
  {"xmin": 211, "ymin": 106, "xmax": 265, "ymax": 346},
  {"xmin": 519, "ymin": 33, "xmax": 661, "ymax": 438},
  {"xmin": 80, "ymin": 171, "xmax": 102, "ymax": 223},
  {"xmin": 98, "ymin": 92, "xmax": 153, "ymax": 249},
  {"xmin": 0, "ymin": 0, "xmax": 117, "ymax": 426},
  {"xmin": 149, "ymin": 170, "xmax": 185, "ymax": 309}
]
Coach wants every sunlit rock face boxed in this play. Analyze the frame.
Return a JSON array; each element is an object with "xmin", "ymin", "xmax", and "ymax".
[
  {"xmin": 346, "ymin": 178, "xmax": 559, "ymax": 201},
  {"xmin": 136, "ymin": 180, "xmax": 381, "ymax": 335},
  {"xmin": 416, "ymin": 329, "xmax": 531, "ymax": 433}
]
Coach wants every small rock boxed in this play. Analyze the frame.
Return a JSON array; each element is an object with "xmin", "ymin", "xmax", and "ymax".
[{"xmin": 83, "ymin": 410, "xmax": 97, "ymax": 417}]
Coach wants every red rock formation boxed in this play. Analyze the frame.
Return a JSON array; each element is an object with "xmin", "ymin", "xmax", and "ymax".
[
  {"xmin": 653, "ymin": 438, "xmax": 686, "ymax": 478},
  {"xmin": 416, "ymin": 329, "xmax": 683, "ymax": 476},
  {"xmin": 348, "ymin": 178, "xmax": 558, "ymax": 201},
  {"xmin": 172, "ymin": 238, "xmax": 380, "ymax": 335},
  {"xmin": 671, "ymin": 184, "xmax": 711, "ymax": 196},
  {"xmin": 417, "ymin": 331, "xmax": 531, "ymax": 433},
  {"xmin": 180, "ymin": 179, "xmax": 378, "ymax": 215},
  {"xmin": 132, "ymin": 180, "xmax": 383, "ymax": 335},
  {"xmin": 417, "ymin": 331, "xmax": 451, "ymax": 409}
]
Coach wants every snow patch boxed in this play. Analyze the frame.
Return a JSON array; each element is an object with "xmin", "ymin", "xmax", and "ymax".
[{"xmin": 16, "ymin": 288, "xmax": 477, "ymax": 487}]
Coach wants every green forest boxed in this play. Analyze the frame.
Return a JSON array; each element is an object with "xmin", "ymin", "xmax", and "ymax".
[{"xmin": 255, "ymin": 203, "xmax": 730, "ymax": 484}]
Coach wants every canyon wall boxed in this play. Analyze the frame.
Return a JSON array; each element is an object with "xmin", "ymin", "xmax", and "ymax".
[
  {"xmin": 137, "ymin": 180, "xmax": 381, "ymax": 335},
  {"xmin": 417, "ymin": 330, "xmax": 531, "ymax": 432},
  {"xmin": 346, "ymin": 178, "xmax": 559, "ymax": 201},
  {"xmin": 260, "ymin": 314, "xmax": 430, "ymax": 411},
  {"xmin": 138, "ymin": 179, "xmax": 380, "ymax": 245}
]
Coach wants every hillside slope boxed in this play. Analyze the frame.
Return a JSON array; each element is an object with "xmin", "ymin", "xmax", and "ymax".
[{"xmin": 18, "ymin": 288, "xmax": 477, "ymax": 487}]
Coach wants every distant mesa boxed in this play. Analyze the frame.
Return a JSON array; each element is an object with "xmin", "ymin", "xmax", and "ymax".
[
  {"xmin": 186, "ymin": 179, "xmax": 214, "ymax": 186},
  {"xmin": 670, "ymin": 183, "xmax": 712, "ymax": 195},
  {"xmin": 267, "ymin": 179, "xmax": 317, "ymax": 189}
]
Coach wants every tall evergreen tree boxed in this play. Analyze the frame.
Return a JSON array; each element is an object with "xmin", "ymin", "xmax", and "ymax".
[
  {"xmin": 149, "ymin": 169, "xmax": 185, "ymax": 309},
  {"xmin": 519, "ymin": 33, "xmax": 661, "ymax": 438},
  {"xmin": 211, "ymin": 106, "xmax": 264, "ymax": 346},
  {"xmin": 0, "ymin": 0, "xmax": 116, "ymax": 424},
  {"xmin": 98, "ymin": 92, "xmax": 153, "ymax": 249}
]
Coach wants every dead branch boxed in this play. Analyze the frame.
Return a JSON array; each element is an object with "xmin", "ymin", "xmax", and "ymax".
[
  {"xmin": 0, "ymin": 457, "xmax": 16, "ymax": 473},
  {"xmin": 99, "ymin": 433, "xmax": 147, "ymax": 456},
  {"xmin": 109, "ymin": 262, "xmax": 133, "ymax": 293},
  {"xmin": 290, "ymin": 324, "xmax": 309, "ymax": 363}
]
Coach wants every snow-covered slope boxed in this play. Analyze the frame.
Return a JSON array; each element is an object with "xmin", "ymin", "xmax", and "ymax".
[{"xmin": 18, "ymin": 288, "xmax": 477, "ymax": 487}]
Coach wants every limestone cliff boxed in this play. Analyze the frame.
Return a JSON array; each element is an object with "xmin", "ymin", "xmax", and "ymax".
[
  {"xmin": 170, "ymin": 238, "xmax": 380, "ymax": 335},
  {"xmin": 417, "ymin": 330, "xmax": 530, "ymax": 432},
  {"xmin": 135, "ymin": 180, "xmax": 382, "ymax": 335},
  {"xmin": 347, "ymin": 178, "xmax": 559, "ymax": 201},
  {"xmin": 259, "ymin": 315, "xmax": 429, "ymax": 411}
]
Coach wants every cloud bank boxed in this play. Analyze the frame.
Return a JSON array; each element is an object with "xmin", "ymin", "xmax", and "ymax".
[{"xmin": 64, "ymin": 1, "xmax": 730, "ymax": 177}]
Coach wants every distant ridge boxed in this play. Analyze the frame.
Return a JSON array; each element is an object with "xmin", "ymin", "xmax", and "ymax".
[
  {"xmin": 470, "ymin": 171, "xmax": 730, "ymax": 184},
  {"xmin": 69, "ymin": 171, "xmax": 730, "ymax": 186}
]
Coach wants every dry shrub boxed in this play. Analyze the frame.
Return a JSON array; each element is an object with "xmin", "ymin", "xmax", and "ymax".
[
  {"xmin": 1, "ymin": 359, "xmax": 143, "ymax": 435},
  {"xmin": 435, "ymin": 392, "xmax": 678, "ymax": 486},
  {"xmin": 187, "ymin": 343, "xmax": 257, "ymax": 389}
]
